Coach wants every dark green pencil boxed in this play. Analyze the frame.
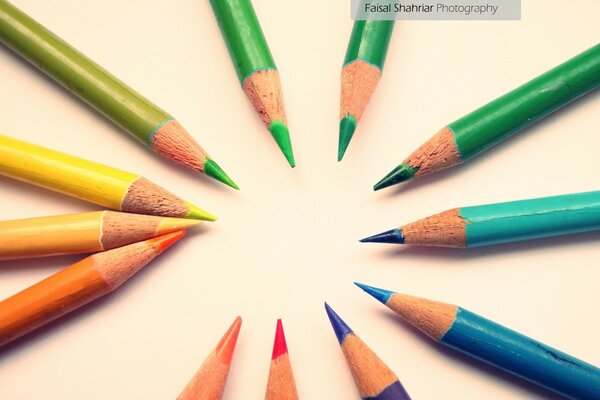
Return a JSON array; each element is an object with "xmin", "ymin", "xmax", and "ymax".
[
  {"xmin": 209, "ymin": 0, "xmax": 295, "ymax": 167},
  {"xmin": 374, "ymin": 43, "xmax": 600, "ymax": 190},
  {"xmin": 339, "ymin": 15, "xmax": 394, "ymax": 161}
]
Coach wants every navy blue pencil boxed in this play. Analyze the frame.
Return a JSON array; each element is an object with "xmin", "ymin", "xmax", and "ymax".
[{"xmin": 355, "ymin": 283, "xmax": 600, "ymax": 400}]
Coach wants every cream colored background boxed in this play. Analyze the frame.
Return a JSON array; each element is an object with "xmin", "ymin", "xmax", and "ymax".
[{"xmin": 1, "ymin": 0, "xmax": 599, "ymax": 398}]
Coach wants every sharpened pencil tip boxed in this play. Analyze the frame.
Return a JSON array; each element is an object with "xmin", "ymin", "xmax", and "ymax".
[
  {"xmin": 324, "ymin": 302, "xmax": 353, "ymax": 344},
  {"xmin": 269, "ymin": 121, "xmax": 296, "ymax": 168},
  {"xmin": 148, "ymin": 230, "xmax": 185, "ymax": 253},
  {"xmin": 216, "ymin": 316, "xmax": 242, "ymax": 364},
  {"xmin": 361, "ymin": 229, "xmax": 405, "ymax": 244},
  {"xmin": 272, "ymin": 319, "xmax": 289, "ymax": 359},
  {"xmin": 204, "ymin": 158, "xmax": 239, "ymax": 190},
  {"xmin": 373, "ymin": 164, "xmax": 419, "ymax": 191},
  {"xmin": 156, "ymin": 217, "xmax": 202, "ymax": 234},
  {"xmin": 184, "ymin": 202, "xmax": 217, "ymax": 221},
  {"xmin": 354, "ymin": 282, "xmax": 395, "ymax": 304},
  {"xmin": 338, "ymin": 115, "xmax": 357, "ymax": 161}
]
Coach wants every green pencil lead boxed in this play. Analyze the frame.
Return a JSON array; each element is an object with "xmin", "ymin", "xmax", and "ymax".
[
  {"xmin": 204, "ymin": 158, "xmax": 239, "ymax": 190},
  {"xmin": 269, "ymin": 121, "xmax": 296, "ymax": 168},
  {"xmin": 373, "ymin": 163, "xmax": 419, "ymax": 191},
  {"xmin": 338, "ymin": 115, "xmax": 357, "ymax": 161},
  {"xmin": 184, "ymin": 201, "xmax": 217, "ymax": 222}
]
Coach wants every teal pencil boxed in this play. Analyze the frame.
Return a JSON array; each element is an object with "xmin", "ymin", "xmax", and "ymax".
[{"xmin": 362, "ymin": 190, "xmax": 600, "ymax": 248}]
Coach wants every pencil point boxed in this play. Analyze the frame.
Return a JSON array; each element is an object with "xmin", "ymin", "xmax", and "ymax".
[
  {"xmin": 324, "ymin": 302, "xmax": 353, "ymax": 344},
  {"xmin": 272, "ymin": 319, "xmax": 289, "ymax": 359},
  {"xmin": 148, "ymin": 230, "xmax": 186, "ymax": 253},
  {"xmin": 204, "ymin": 158, "xmax": 239, "ymax": 190},
  {"xmin": 338, "ymin": 115, "xmax": 357, "ymax": 161},
  {"xmin": 216, "ymin": 316, "xmax": 242, "ymax": 364},
  {"xmin": 360, "ymin": 229, "xmax": 405, "ymax": 244},
  {"xmin": 184, "ymin": 202, "xmax": 217, "ymax": 222},
  {"xmin": 373, "ymin": 164, "xmax": 419, "ymax": 191},
  {"xmin": 269, "ymin": 121, "xmax": 296, "ymax": 168},
  {"xmin": 354, "ymin": 282, "xmax": 394, "ymax": 304},
  {"xmin": 156, "ymin": 217, "xmax": 202, "ymax": 234}
]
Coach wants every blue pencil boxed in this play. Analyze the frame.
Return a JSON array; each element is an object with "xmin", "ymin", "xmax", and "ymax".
[
  {"xmin": 355, "ymin": 283, "xmax": 600, "ymax": 400},
  {"xmin": 325, "ymin": 303, "xmax": 411, "ymax": 400},
  {"xmin": 361, "ymin": 190, "xmax": 600, "ymax": 248}
]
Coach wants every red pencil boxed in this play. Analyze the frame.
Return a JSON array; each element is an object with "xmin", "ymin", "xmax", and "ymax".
[{"xmin": 264, "ymin": 319, "xmax": 299, "ymax": 400}]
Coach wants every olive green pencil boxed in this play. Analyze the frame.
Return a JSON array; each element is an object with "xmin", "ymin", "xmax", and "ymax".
[
  {"xmin": 0, "ymin": 0, "xmax": 237, "ymax": 189},
  {"xmin": 209, "ymin": 0, "xmax": 295, "ymax": 167}
]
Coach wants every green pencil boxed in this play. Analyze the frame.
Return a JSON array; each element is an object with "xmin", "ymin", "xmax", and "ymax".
[
  {"xmin": 374, "ymin": 43, "xmax": 600, "ymax": 191},
  {"xmin": 339, "ymin": 18, "xmax": 394, "ymax": 161},
  {"xmin": 209, "ymin": 0, "xmax": 295, "ymax": 168},
  {"xmin": 0, "ymin": 0, "xmax": 237, "ymax": 189}
]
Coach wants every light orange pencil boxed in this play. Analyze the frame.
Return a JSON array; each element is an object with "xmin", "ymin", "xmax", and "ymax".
[
  {"xmin": 265, "ymin": 319, "xmax": 299, "ymax": 400},
  {"xmin": 0, "ymin": 211, "xmax": 201, "ymax": 260},
  {"xmin": 178, "ymin": 316, "xmax": 242, "ymax": 400},
  {"xmin": 0, "ymin": 231, "xmax": 184, "ymax": 348}
]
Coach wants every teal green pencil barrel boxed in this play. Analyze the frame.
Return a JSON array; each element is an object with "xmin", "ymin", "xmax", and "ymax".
[
  {"xmin": 210, "ymin": 0, "xmax": 295, "ymax": 167},
  {"xmin": 375, "ymin": 43, "xmax": 600, "ymax": 190},
  {"xmin": 0, "ymin": 0, "xmax": 237, "ymax": 188},
  {"xmin": 339, "ymin": 16, "xmax": 394, "ymax": 161}
]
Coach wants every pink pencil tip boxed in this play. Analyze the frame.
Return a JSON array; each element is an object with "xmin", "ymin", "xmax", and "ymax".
[
  {"xmin": 216, "ymin": 316, "xmax": 242, "ymax": 364},
  {"xmin": 271, "ymin": 319, "xmax": 288, "ymax": 360},
  {"xmin": 148, "ymin": 230, "xmax": 186, "ymax": 253}
]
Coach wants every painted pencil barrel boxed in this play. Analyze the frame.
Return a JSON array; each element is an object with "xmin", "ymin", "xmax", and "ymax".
[
  {"xmin": 0, "ymin": 0, "xmax": 170, "ymax": 145},
  {"xmin": 344, "ymin": 20, "xmax": 394, "ymax": 69},
  {"xmin": 0, "ymin": 212, "xmax": 103, "ymax": 259},
  {"xmin": 443, "ymin": 308, "xmax": 600, "ymax": 399},
  {"xmin": 463, "ymin": 191, "xmax": 600, "ymax": 247},
  {"xmin": 0, "ymin": 258, "xmax": 109, "ymax": 347},
  {"xmin": 0, "ymin": 135, "xmax": 135, "ymax": 209},
  {"xmin": 450, "ymin": 44, "xmax": 600, "ymax": 160},
  {"xmin": 210, "ymin": 0, "xmax": 276, "ymax": 82}
]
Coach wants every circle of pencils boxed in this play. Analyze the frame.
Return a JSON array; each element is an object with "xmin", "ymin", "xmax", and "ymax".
[
  {"xmin": 374, "ymin": 43, "xmax": 600, "ymax": 191},
  {"xmin": 361, "ymin": 190, "xmax": 600, "ymax": 248},
  {"xmin": 0, "ymin": 231, "xmax": 185, "ymax": 348},
  {"xmin": 0, "ymin": 0, "xmax": 237, "ymax": 189},
  {"xmin": 325, "ymin": 303, "xmax": 411, "ymax": 400},
  {"xmin": 339, "ymin": 17, "xmax": 394, "ymax": 161},
  {"xmin": 0, "ymin": 211, "xmax": 201, "ymax": 260},
  {"xmin": 0, "ymin": 135, "xmax": 215, "ymax": 221},
  {"xmin": 177, "ymin": 316, "xmax": 242, "ymax": 400},
  {"xmin": 355, "ymin": 283, "xmax": 600, "ymax": 399},
  {"xmin": 264, "ymin": 319, "xmax": 299, "ymax": 400},
  {"xmin": 209, "ymin": 0, "xmax": 295, "ymax": 167}
]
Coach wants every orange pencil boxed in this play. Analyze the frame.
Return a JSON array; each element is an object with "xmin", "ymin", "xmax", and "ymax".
[
  {"xmin": 0, "ymin": 231, "xmax": 184, "ymax": 348},
  {"xmin": 178, "ymin": 316, "xmax": 242, "ymax": 400},
  {"xmin": 264, "ymin": 319, "xmax": 299, "ymax": 400}
]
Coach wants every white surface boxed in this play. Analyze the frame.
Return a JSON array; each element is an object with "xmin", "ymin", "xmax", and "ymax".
[{"xmin": 0, "ymin": 0, "xmax": 599, "ymax": 399}]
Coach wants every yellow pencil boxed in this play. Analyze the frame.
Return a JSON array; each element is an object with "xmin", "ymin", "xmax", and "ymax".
[
  {"xmin": 0, "ymin": 211, "xmax": 202, "ymax": 260},
  {"xmin": 0, "ymin": 135, "xmax": 215, "ymax": 221}
]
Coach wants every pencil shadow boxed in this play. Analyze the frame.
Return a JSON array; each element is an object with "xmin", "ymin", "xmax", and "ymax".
[
  {"xmin": 381, "ymin": 88, "xmax": 600, "ymax": 198},
  {"xmin": 380, "ymin": 230, "xmax": 600, "ymax": 261},
  {"xmin": 0, "ymin": 239, "xmax": 183, "ymax": 361},
  {"xmin": 0, "ymin": 43, "xmax": 236, "ymax": 194},
  {"xmin": 380, "ymin": 311, "xmax": 565, "ymax": 400}
]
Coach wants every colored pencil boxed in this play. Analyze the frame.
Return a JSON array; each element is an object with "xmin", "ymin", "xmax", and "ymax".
[
  {"xmin": 361, "ymin": 190, "xmax": 600, "ymax": 248},
  {"xmin": 264, "ymin": 319, "xmax": 299, "ymax": 400},
  {"xmin": 355, "ymin": 283, "xmax": 600, "ymax": 399},
  {"xmin": 338, "ymin": 17, "xmax": 394, "ymax": 161},
  {"xmin": 0, "ymin": 0, "xmax": 237, "ymax": 189},
  {"xmin": 210, "ymin": 0, "xmax": 295, "ymax": 167},
  {"xmin": 0, "ymin": 211, "xmax": 201, "ymax": 260},
  {"xmin": 325, "ymin": 303, "xmax": 411, "ymax": 400},
  {"xmin": 0, "ymin": 231, "xmax": 184, "ymax": 348},
  {"xmin": 374, "ymin": 44, "xmax": 600, "ymax": 190},
  {"xmin": 0, "ymin": 135, "xmax": 215, "ymax": 221},
  {"xmin": 177, "ymin": 316, "xmax": 242, "ymax": 400}
]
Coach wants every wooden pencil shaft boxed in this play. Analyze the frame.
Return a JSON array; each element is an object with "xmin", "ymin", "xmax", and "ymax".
[
  {"xmin": 0, "ymin": 0, "xmax": 170, "ymax": 144},
  {"xmin": 450, "ymin": 44, "xmax": 600, "ymax": 160},
  {"xmin": 210, "ymin": 0, "xmax": 276, "ymax": 82},
  {"xmin": 0, "ymin": 259, "xmax": 109, "ymax": 347}
]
